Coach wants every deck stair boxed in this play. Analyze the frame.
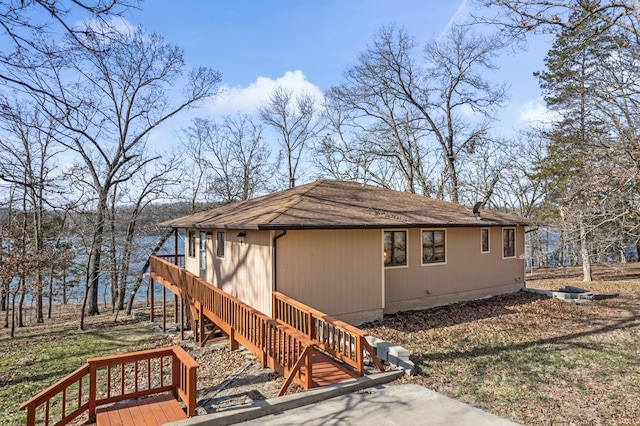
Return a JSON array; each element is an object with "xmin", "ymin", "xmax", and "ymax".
[
  {"xmin": 149, "ymin": 255, "xmax": 384, "ymax": 396},
  {"xmin": 20, "ymin": 346, "xmax": 198, "ymax": 426}
]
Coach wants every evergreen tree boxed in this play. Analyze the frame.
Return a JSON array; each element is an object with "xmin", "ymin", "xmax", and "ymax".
[{"xmin": 533, "ymin": 3, "xmax": 617, "ymax": 280}]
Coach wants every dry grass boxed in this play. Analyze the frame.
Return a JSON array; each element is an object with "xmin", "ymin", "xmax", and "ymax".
[
  {"xmin": 0, "ymin": 302, "xmax": 284, "ymax": 425},
  {"xmin": 4, "ymin": 264, "xmax": 639, "ymax": 425},
  {"xmin": 362, "ymin": 263, "xmax": 640, "ymax": 425}
]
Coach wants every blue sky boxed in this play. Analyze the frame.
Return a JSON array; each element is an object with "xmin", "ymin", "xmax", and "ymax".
[{"xmin": 119, "ymin": 0, "xmax": 553, "ymax": 141}]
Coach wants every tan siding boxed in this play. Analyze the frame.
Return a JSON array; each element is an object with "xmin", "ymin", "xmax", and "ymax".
[
  {"xmin": 184, "ymin": 229, "xmax": 198, "ymax": 276},
  {"xmin": 211, "ymin": 230, "xmax": 273, "ymax": 316},
  {"xmin": 276, "ymin": 229, "xmax": 383, "ymax": 322},
  {"xmin": 384, "ymin": 226, "xmax": 525, "ymax": 313}
]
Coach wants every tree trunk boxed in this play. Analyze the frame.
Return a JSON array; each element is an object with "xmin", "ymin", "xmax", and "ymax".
[
  {"xmin": 86, "ymin": 192, "xmax": 108, "ymax": 317},
  {"xmin": 10, "ymin": 291, "xmax": 16, "ymax": 337},
  {"xmin": 125, "ymin": 228, "xmax": 174, "ymax": 315},
  {"xmin": 580, "ymin": 220, "xmax": 592, "ymax": 282},
  {"xmin": 3, "ymin": 282, "xmax": 9, "ymax": 328},
  {"xmin": 63, "ymin": 266, "xmax": 67, "ymax": 304},
  {"xmin": 47, "ymin": 267, "xmax": 54, "ymax": 319},
  {"xmin": 35, "ymin": 271, "xmax": 44, "ymax": 323},
  {"xmin": 17, "ymin": 279, "xmax": 26, "ymax": 327}
]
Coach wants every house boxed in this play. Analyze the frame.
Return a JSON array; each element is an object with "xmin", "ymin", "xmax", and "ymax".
[{"xmin": 161, "ymin": 180, "xmax": 528, "ymax": 325}]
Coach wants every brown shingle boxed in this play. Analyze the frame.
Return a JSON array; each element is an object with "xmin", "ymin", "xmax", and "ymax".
[{"xmin": 161, "ymin": 180, "xmax": 530, "ymax": 229}]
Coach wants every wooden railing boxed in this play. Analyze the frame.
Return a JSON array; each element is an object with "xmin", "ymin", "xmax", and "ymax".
[
  {"xmin": 150, "ymin": 255, "xmax": 316, "ymax": 396},
  {"xmin": 20, "ymin": 346, "xmax": 198, "ymax": 426},
  {"xmin": 273, "ymin": 291, "xmax": 384, "ymax": 375},
  {"xmin": 156, "ymin": 253, "xmax": 185, "ymax": 267}
]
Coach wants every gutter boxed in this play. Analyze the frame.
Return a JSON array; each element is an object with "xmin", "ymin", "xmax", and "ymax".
[{"xmin": 272, "ymin": 230, "xmax": 287, "ymax": 293}]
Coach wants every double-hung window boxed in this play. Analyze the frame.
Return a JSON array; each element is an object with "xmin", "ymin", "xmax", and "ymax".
[
  {"xmin": 384, "ymin": 230, "xmax": 407, "ymax": 267},
  {"xmin": 503, "ymin": 228, "xmax": 515, "ymax": 258},
  {"xmin": 422, "ymin": 230, "xmax": 446, "ymax": 264}
]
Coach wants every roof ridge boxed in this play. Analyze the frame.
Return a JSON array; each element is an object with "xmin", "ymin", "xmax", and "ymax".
[{"xmin": 261, "ymin": 180, "xmax": 325, "ymax": 224}]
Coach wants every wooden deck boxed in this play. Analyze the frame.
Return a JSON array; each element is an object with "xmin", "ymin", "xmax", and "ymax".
[
  {"xmin": 307, "ymin": 351, "xmax": 359, "ymax": 387},
  {"xmin": 96, "ymin": 393, "xmax": 186, "ymax": 426},
  {"xmin": 148, "ymin": 256, "xmax": 384, "ymax": 397}
]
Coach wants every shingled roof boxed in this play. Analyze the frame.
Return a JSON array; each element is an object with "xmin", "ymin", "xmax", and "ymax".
[{"xmin": 161, "ymin": 180, "xmax": 530, "ymax": 230}]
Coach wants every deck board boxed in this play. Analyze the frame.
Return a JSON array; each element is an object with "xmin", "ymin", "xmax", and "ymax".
[
  {"xmin": 96, "ymin": 393, "xmax": 186, "ymax": 426},
  {"xmin": 308, "ymin": 350, "xmax": 359, "ymax": 388}
]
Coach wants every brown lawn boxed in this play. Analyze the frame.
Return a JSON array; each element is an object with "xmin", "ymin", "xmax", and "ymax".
[{"xmin": 361, "ymin": 263, "xmax": 640, "ymax": 426}]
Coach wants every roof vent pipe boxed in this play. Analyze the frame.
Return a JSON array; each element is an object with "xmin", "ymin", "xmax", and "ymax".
[{"xmin": 473, "ymin": 201, "xmax": 482, "ymax": 220}]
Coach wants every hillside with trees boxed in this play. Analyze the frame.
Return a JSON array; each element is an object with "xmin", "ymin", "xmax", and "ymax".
[{"xmin": 2, "ymin": 0, "xmax": 640, "ymax": 332}]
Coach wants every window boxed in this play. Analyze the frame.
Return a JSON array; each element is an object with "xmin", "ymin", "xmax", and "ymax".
[
  {"xmin": 503, "ymin": 228, "xmax": 515, "ymax": 258},
  {"xmin": 481, "ymin": 228, "xmax": 490, "ymax": 253},
  {"xmin": 188, "ymin": 230, "xmax": 196, "ymax": 258},
  {"xmin": 216, "ymin": 231, "xmax": 225, "ymax": 259},
  {"xmin": 199, "ymin": 231, "xmax": 207, "ymax": 278},
  {"xmin": 422, "ymin": 230, "xmax": 445, "ymax": 264},
  {"xmin": 384, "ymin": 230, "xmax": 407, "ymax": 267}
]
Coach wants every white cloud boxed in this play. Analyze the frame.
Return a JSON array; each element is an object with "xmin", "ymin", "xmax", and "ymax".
[
  {"xmin": 518, "ymin": 98, "xmax": 559, "ymax": 125},
  {"xmin": 206, "ymin": 70, "xmax": 325, "ymax": 115},
  {"xmin": 76, "ymin": 16, "xmax": 136, "ymax": 36},
  {"xmin": 440, "ymin": 0, "xmax": 469, "ymax": 38}
]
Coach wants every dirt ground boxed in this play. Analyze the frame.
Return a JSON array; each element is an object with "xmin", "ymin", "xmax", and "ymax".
[
  {"xmin": 360, "ymin": 263, "xmax": 640, "ymax": 425},
  {"xmin": 141, "ymin": 321, "xmax": 298, "ymax": 415}
]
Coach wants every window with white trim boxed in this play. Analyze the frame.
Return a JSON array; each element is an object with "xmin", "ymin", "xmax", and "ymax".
[
  {"xmin": 384, "ymin": 230, "xmax": 407, "ymax": 267},
  {"xmin": 216, "ymin": 231, "xmax": 225, "ymax": 259},
  {"xmin": 422, "ymin": 230, "xmax": 446, "ymax": 264},
  {"xmin": 188, "ymin": 230, "xmax": 196, "ymax": 258},
  {"xmin": 481, "ymin": 228, "xmax": 490, "ymax": 253},
  {"xmin": 503, "ymin": 228, "xmax": 515, "ymax": 258}
]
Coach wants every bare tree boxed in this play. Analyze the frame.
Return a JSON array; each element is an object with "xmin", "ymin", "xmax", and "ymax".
[
  {"xmin": 258, "ymin": 87, "xmax": 323, "ymax": 188},
  {"xmin": 110, "ymin": 158, "xmax": 180, "ymax": 312},
  {"xmin": 474, "ymin": 1, "xmax": 640, "ymax": 42},
  {"xmin": 24, "ymin": 22, "xmax": 221, "ymax": 328},
  {"xmin": 181, "ymin": 115, "xmax": 276, "ymax": 203},
  {"xmin": 323, "ymin": 25, "xmax": 507, "ymax": 202},
  {"xmin": 0, "ymin": 0, "xmax": 136, "ymax": 94},
  {"xmin": 0, "ymin": 98, "xmax": 66, "ymax": 322}
]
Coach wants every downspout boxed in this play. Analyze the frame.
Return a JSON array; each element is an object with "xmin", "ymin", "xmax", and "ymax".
[{"xmin": 272, "ymin": 230, "xmax": 287, "ymax": 293}]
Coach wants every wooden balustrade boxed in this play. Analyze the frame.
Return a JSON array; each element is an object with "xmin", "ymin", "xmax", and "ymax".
[
  {"xmin": 20, "ymin": 346, "xmax": 198, "ymax": 426},
  {"xmin": 273, "ymin": 291, "xmax": 384, "ymax": 375},
  {"xmin": 155, "ymin": 253, "xmax": 185, "ymax": 267},
  {"xmin": 150, "ymin": 255, "xmax": 316, "ymax": 396}
]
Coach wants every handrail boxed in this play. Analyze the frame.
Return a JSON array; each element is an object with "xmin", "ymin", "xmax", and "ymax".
[
  {"xmin": 273, "ymin": 291, "xmax": 385, "ymax": 375},
  {"xmin": 150, "ymin": 255, "xmax": 316, "ymax": 396},
  {"xmin": 20, "ymin": 346, "xmax": 198, "ymax": 426},
  {"xmin": 156, "ymin": 253, "xmax": 185, "ymax": 267}
]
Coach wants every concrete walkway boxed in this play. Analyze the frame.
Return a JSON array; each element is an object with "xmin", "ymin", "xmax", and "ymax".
[
  {"xmin": 168, "ymin": 372, "xmax": 519, "ymax": 426},
  {"xmin": 239, "ymin": 384, "xmax": 519, "ymax": 426}
]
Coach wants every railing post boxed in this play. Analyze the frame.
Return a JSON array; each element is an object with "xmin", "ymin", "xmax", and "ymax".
[
  {"xmin": 150, "ymin": 276, "xmax": 154, "ymax": 323},
  {"xmin": 162, "ymin": 285, "xmax": 166, "ymax": 333},
  {"xmin": 356, "ymin": 336, "xmax": 364, "ymax": 376},
  {"xmin": 305, "ymin": 346, "xmax": 313, "ymax": 390},
  {"xmin": 88, "ymin": 361, "xmax": 97, "ymax": 422},
  {"xmin": 25, "ymin": 405, "xmax": 35, "ymax": 426},
  {"xmin": 261, "ymin": 322, "xmax": 267, "ymax": 367},
  {"xmin": 171, "ymin": 352, "xmax": 179, "ymax": 401},
  {"xmin": 180, "ymin": 296, "xmax": 184, "ymax": 341},
  {"xmin": 186, "ymin": 362, "xmax": 197, "ymax": 417},
  {"xmin": 174, "ymin": 228, "xmax": 179, "ymax": 265},
  {"xmin": 174, "ymin": 294, "xmax": 178, "ymax": 323},
  {"xmin": 198, "ymin": 302, "xmax": 204, "ymax": 346},
  {"xmin": 272, "ymin": 292, "xmax": 278, "ymax": 319},
  {"xmin": 307, "ymin": 311, "xmax": 313, "ymax": 340},
  {"xmin": 229, "ymin": 327, "xmax": 239, "ymax": 351}
]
